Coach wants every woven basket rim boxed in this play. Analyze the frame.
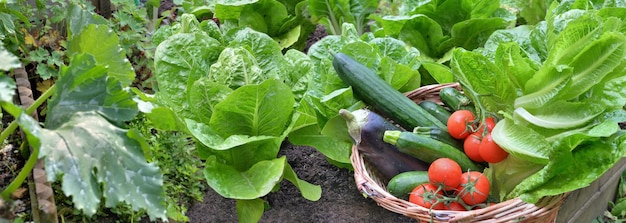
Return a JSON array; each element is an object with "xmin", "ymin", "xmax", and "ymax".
[{"xmin": 350, "ymin": 83, "xmax": 567, "ymax": 223}]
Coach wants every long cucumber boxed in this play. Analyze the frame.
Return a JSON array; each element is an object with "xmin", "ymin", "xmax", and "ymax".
[
  {"xmin": 332, "ymin": 53, "xmax": 447, "ymax": 130},
  {"xmin": 383, "ymin": 130, "xmax": 482, "ymax": 171}
]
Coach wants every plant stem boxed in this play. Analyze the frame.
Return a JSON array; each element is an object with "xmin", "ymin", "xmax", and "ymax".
[
  {"xmin": 0, "ymin": 84, "xmax": 56, "ymax": 143},
  {"xmin": 1, "ymin": 140, "xmax": 39, "ymax": 199}
]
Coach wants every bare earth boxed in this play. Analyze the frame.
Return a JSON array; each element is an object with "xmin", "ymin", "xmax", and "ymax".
[{"xmin": 186, "ymin": 142, "xmax": 416, "ymax": 223}]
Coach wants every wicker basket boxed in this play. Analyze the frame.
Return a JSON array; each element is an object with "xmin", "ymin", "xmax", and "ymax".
[{"xmin": 350, "ymin": 83, "xmax": 567, "ymax": 222}]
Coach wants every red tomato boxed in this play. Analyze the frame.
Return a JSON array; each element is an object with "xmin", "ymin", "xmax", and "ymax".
[
  {"xmin": 445, "ymin": 201, "xmax": 467, "ymax": 211},
  {"xmin": 447, "ymin": 110, "xmax": 476, "ymax": 139},
  {"xmin": 477, "ymin": 117, "xmax": 496, "ymax": 134},
  {"xmin": 479, "ymin": 133, "xmax": 509, "ymax": 163},
  {"xmin": 428, "ymin": 158, "xmax": 463, "ymax": 190},
  {"xmin": 409, "ymin": 183, "xmax": 445, "ymax": 210},
  {"xmin": 456, "ymin": 171, "xmax": 490, "ymax": 205},
  {"xmin": 463, "ymin": 132, "xmax": 484, "ymax": 162}
]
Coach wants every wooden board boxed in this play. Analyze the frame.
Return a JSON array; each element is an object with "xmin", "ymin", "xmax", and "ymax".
[{"xmin": 556, "ymin": 158, "xmax": 626, "ymax": 223}]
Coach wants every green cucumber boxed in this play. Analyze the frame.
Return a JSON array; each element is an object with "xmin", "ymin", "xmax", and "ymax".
[
  {"xmin": 418, "ymin": 100, "xmax": 452, "ymax": 124},
  {"xmin": 440, "ymin": 87, "xmax": 475, "ymax": 113},
  {"xmin": 383, "ymin": 130, "xmax": 482, "ymax": 171},
  {"xmin": 386, "ymin": 171, "xmax": 429, "ymax": 199},
  {"xmin": 332, "ymin": 53, "xmax": 447, "ymax": 130}
]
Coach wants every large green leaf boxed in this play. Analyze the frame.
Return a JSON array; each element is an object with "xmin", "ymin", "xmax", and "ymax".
[
  {"xmin": 67, "ymin": 24, "xmax": 135, "ymax": 86},
  {"xmin": 516, "ymin": 135, "xmax": 625, "ymax": 203},
  {"xmin": 20, "ymin": 111, "xmax": 166, "ymax": 220},
  {"xmin": 45, "ymin": 54, "xmax": 137, "ymax": 128},
  {"xmin": 225, "ymin": 27, "xmax": 288, "ymax": 76},
  {"xmin": 556, "ymin": 32, "xmax": 626, "ymax": 100},
  {"xmin": 287, "ymin": 123, "xmax": 352, "ymax": 164},
  {"xmin": 0, "ymin": 74, "xmax": 16, "ymax": 102},
  {"xmin": 307, "ymin": 0, "xmax": 353, "ymax": 35},
  {"xmin": 236, "ymin": 198, "xmax": 264, "ymax": 223},
  {"xmin": 186, "ymin": 118, "xmax": 277, "ymax": 151},
  {"xmin": 491, "ymin": 118, "xmax": 551, "ymax": 164},
  {"xmin": 450, "ymin": 48, "xmax": 516, "ymax": 114},
  {"xmin": 0, "ymin": 43, "xmax": 20, "ymax": 71},
  {"xmin": 204, "ymin": 155, "xmax": 286, "ymax": 199},
  {"xmin": 445, "ymin": 18, "xmax": 509, "ymax": 52},
  {"xmin": 210, "ymin": 79, "xmax": 295, "ymax": 137},
  {"xmin": 188, "ymin": 78, "xmax": 233, "ymax": 124},
  {"xmin": 154, "ymin": 31, "xmax": 223, "ymax": 118},
  {"xmin": 208, "ymin": 47, "xmax": 265, "ymax": 89},
  {"xmin": 494, "ymin": 42, "xmax": 539, "ymax": 90},
  {"xmin": 282, "ymin": 161, "xmax": 322, "ymax": 201},
  {"xmin": 283, "ymin": 49, "xmax": 313, "ymax": 101},
  {"xmin": 66, "ymin": 3, "xmax": 108, "ymax": 37}
]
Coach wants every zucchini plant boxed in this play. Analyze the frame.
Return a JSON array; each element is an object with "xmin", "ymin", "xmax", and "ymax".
[{"xmin": 1, "ymin": 3, "xmax": 168, "ymax": 221}]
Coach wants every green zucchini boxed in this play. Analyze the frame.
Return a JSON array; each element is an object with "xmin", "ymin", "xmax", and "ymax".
[
  {"xmin": 332, "ymin": 53, "xmax": 447, "ymax": 130},
  {"xmin": 418, "ymin": 100, "xmax": 452, "ymax": 124},
  {"xmin": 412, "ymin": 126, "xmax": 464, "ymax": 150},
  {"xmin": 386, "ymin": 170, "xmax": 429, "ymax": 199},
  {"xmin": 440, "ymin": 87, "xmax": 475, "ymax": 113},
  {"xmin": 383, "ymin": 130, "xmax": 482, "ymax": 171}
]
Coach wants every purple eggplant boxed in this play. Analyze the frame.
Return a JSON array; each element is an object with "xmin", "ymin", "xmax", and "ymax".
[{"xmin": 340, "ymin": 109, "xmax": 430, "ymax": 183}]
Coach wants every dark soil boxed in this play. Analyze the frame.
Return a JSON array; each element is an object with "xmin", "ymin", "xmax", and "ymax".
[{"xmin": 186, "ymin": 141, "xmax": 415, "ymax": 223}]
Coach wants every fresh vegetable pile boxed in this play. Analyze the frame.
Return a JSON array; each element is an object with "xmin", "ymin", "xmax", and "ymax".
[
  {"xmin": 336, "ymin": 52, "xmax": 507, "ymax": 210},
  {"xmin": 333, "ymin": 0, "xmax": 626, "ymax": 212}
]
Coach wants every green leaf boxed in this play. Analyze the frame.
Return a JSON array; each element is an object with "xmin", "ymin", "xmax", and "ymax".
[
  {"xmin": 518, "ymin": 136, "xmax": 624, "ymax": 203},
  {"xmin": 23, "ymin": 111, "xmax": 166, "ymax": 220},
  {"xmin": 283, "ymin": 49, "xmax": 313, "ymax": 101},
  {"xmin": 0, "ymin": 43, "xmax": 20, "ymax": 71},
  {"xmin": 0, "ymin": 75, "xmax": 16, "ymax": 102},
  {"xmin": 514, "ymin": 102, "xmax": 604, "ymax": 129},
  {"xmin": 204, "ymin": 155, "xmax": 286, "ymax": 199},
  {"xmin": 0, "ymin": 12, "xmax": 16, "ymax": 36},
  {"xmin": 210, "ymin": 79, "xmax": 295, "ymax": 137},
  {"xmin": 67, "ymin": 24, "xmax": 135, "ymax": 86},
  {"xmin": 188, "ymin": 78, "xmax": 233, "ymax": 124},
  {"xmin": 446, "ymin": 18, "xmax": 509, "ymax": 52},
  {"xmin": 421, "ymin": 61, "xmax": 454, "ymax": 84},
  {"xmin": 282, "ymin": 161, "xmax": 322, "ymax": 201},
  {"xmin": 66, "ymin": 3, "xmax": 108, "ymax": 37},
  {"xmin": 494, "ymin": 42, "xmax": 539, "ymax": 90},
  {"xmin": 186, "ymin": 118, "xmax": 277, "ymax": 151},
  {"xmin": 450, "ymin": 48, "xmax": 516, "ymax": 114},
  {"xmin": 491, "ymin": 118, "xmax": 551, "ymax": 164},
  {"xmin": 208, "ymin": 47, "xmax": 265, "ymax": 89},
  {"xmin": 213, "ymin": 0, "xmax": 260, "ymax": 19},
  {"xmin": 515, "ymin": 0, "xmax": 549, "ymax": 25},
  {"xmin": 308, "ymin": 0, "xmax": 353, "ymax": 35},
  {"xmin": 236, "ymin": 198, "xmax": 265, "ymax": 223},
  {"xmin": 225, "ymin": 27, "xmax": 287, "ymax": 75},
  {"xmin": 287, "ymin": 123, "xmax": 352, "ymax": 164},
  {"xmin": 374, "ymin": 14, "xmax": 444, "ymax": 57},
  {"xmin": 45, "ymin": 53, "xmax": 137, "ymax": 128},
  {"xmin": 556, "ymin": 32, "xmax": 626, "ymax": 100},
  {"xmin": 154, "ymin": 31, "xmax": 223, "ymax": 118},
  {"xmin": 145, "ymin": 107, "xmax": 188, "ymax": 132}
]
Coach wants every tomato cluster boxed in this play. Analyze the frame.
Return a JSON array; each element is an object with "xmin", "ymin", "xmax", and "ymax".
[
  {"xmin": 447, "ymin": 110, "xmax": 508, "ymax": 163},
  {"xmin": 408, "ymin": 158, "xmax": 491, "ymax": 210}
]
